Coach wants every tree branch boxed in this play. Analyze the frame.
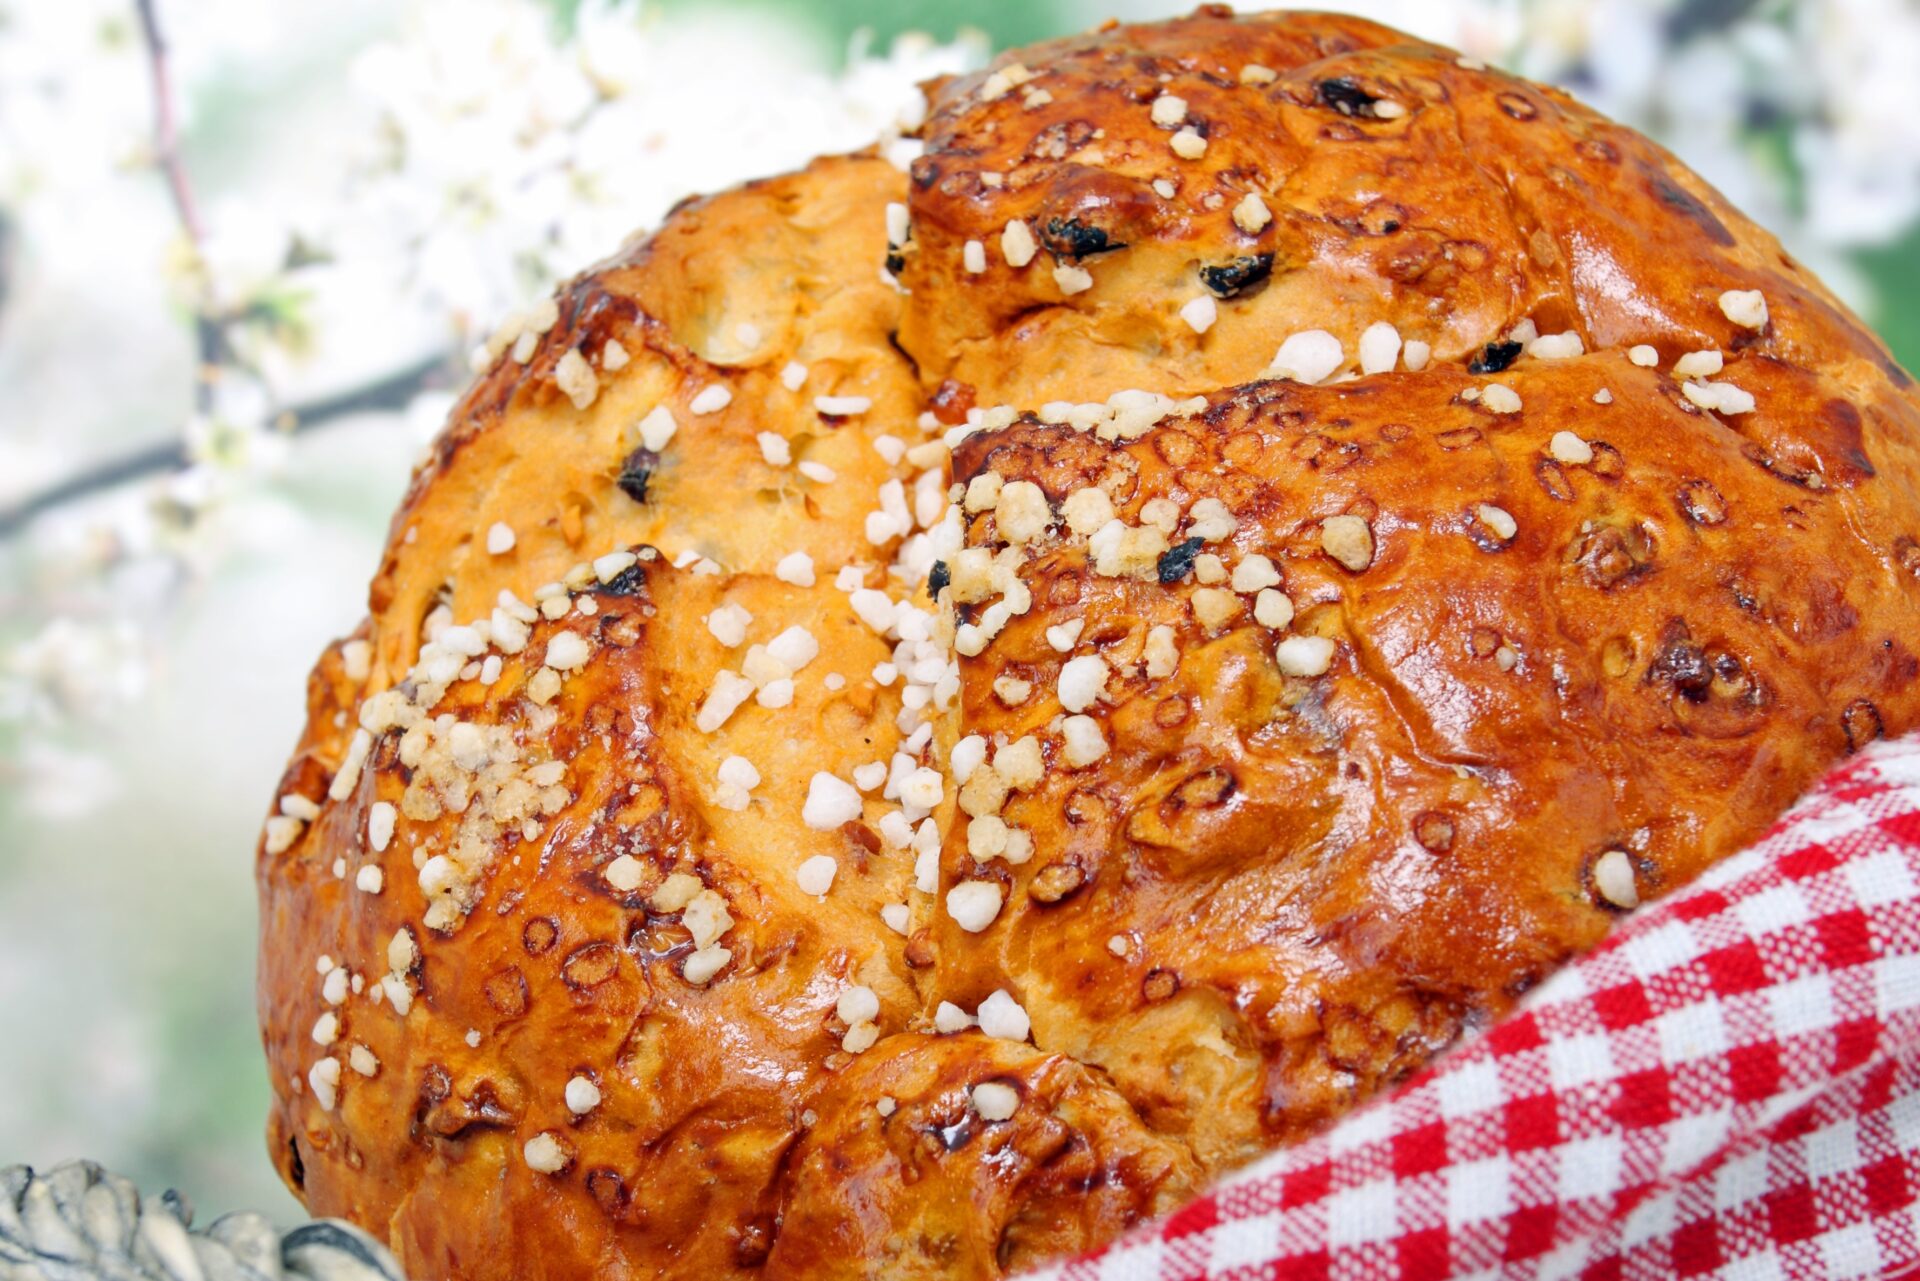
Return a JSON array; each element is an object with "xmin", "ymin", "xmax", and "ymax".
[
  {"xmin": 133, "ymin": 0, "xmax": 234, "ymax": 412},
  {"xmin": 0, "ymin": 0, "xmax": 467, "ymax": 543},
  {"xmin": 133, "ymin": 0, "xmax": 203, "ymax": 249},
  {"xmin": 0, "ymin": 351, "xmax": 458, "ymax": 539}
]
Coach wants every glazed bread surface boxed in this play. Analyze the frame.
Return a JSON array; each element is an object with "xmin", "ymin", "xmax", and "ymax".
[{"xmin": 257, "ymin": 8, "xmax": 1920, "ymax": 1279}]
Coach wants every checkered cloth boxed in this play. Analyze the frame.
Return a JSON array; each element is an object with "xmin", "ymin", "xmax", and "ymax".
[{"xmin": 1023, "ymin": 736, "xmax": 1920, "ymax": 1281}]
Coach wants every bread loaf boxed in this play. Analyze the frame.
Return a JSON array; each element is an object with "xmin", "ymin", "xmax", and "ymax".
[{"xmin": 257, "ymin": 9, "xmax": 1920, "ymax": 1278}]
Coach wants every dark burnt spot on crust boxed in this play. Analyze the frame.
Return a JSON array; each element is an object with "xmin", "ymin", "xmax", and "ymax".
[
  {"xmin": 1639, "ymin": 620, "xmax": 1768, "ymax": 739},
  {"xmin": 1467, "ymin": 340, "xmax": 1522, "ymax": 374},
  {"xmin": 1199, "ymin": 253, "xmax": 1275, "ymax": 298},
  {"xmin": 617, "ymin": 446, "xmax": 660, "ymax": 505},
  {"xmin": 1043, "ymin": 217, "xmax": 1126, "ymax": 259},
  {"xmin": 1647, "ymin": 620, "xmax": 1712, "ymax": 699},
  {"xmin": 1157, "ymin": 537, "xmax": 1205, "ymax": 583},
  {"xmin": 1316, "ymin": 77, "xmax": 1382, "ymax": 117},
  {"xmin": 600, "ymin": 555, "xmax": 651, "ymax": 598},
  {"xmin": 412, "ymin": 1064, "xmax": 452, "ymax": 1139}
]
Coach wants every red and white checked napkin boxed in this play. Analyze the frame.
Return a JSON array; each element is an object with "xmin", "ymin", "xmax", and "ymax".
[{"xmin": 1023, "ymin": 736, "xmax": 1920, "ymax": 1281}]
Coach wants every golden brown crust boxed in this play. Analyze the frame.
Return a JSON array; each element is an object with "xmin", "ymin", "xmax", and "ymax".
[
  {"xmin": 934, "ymin": 353, "xmax": 1920, "ymax": 1160},
  {"xmin": 764, "ymin": 1034, "xmax": 1199, "ymax": 1279},
  {"xmin": 899, "ymin": 7, "xmax": 1909, "ymax": 407},
  {"xmin": 258, "ymin": 7, "xmax": 1920, "ymax": 1280}
]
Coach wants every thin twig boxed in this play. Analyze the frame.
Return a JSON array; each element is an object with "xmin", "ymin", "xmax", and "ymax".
[
  {"xmin": 133, "ymin": 0, "xmax": 232, "ymax": 411},
  {"xmin": 132, "ymin": 0, "xmax": 204, "ymax": 248}
]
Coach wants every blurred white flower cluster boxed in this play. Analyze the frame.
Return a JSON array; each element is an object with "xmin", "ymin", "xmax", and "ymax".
[
  {"xmin": 0, "ymin": 0, "xmax": 979, "ymax": 811},
  {"xmin": 1492, "ymin": 0, "xmax": 1920, "ymax": 287},
  {"xmin": 219, "ymin": 0, "xmax": 973, "ymax": 404},
  {"xmin": 340, "ymin": 1, "xmax": 964, "ymax": 347},
  {"xmin": 1313, "ymin": 0, "xmax": 1920, "ymax": 285}
]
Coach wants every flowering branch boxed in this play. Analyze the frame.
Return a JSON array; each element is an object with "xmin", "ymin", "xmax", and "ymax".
[
  {"xmin": 0, "ymin": 350, "xmax": 456, "ymax": 538},
  {"xmin": 0, "ymin": 0, "xmax": 464, "ymax": 543},
  {"xmin": 133, "ymin": 0, "xmax": 233, "ymax": 410},
  {"xmin": 132, "ymin": 0, "xmax": 203, "ymax": 248}
]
